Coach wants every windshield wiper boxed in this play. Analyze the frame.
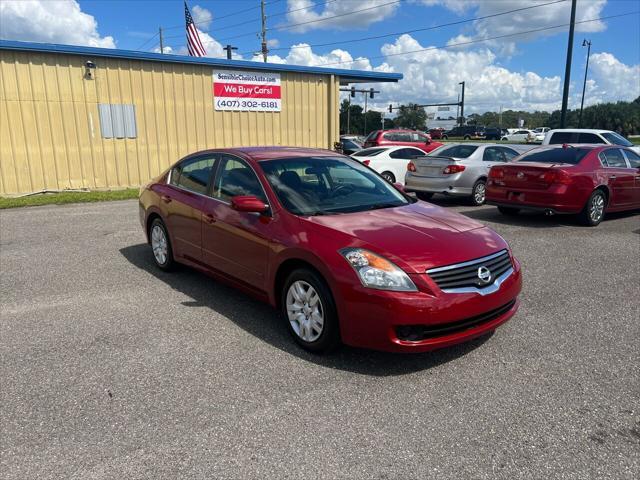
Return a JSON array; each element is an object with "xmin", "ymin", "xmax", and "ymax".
[{"xmin": 364, "ymin": 202, "xmax": 403, "ymax": 211}]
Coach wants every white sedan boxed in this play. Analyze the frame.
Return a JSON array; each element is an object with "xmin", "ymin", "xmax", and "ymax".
[
  {"xmin": 350, "ymin": 146, "xmax": 426, "ymax": 184},
  {"xmin": 501, "ymin": 129, "xmax": 535, "ymax": 142}
]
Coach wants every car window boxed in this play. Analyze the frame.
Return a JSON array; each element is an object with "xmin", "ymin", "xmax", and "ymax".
[
  {"xmin": 390, "ymin": 148, "xmax": 421, "ymax": 159},
  {"xmin": 601, "ymin": 149, "xmax": 628, "ymax": 168},
  {"xmin": 623, "ymin": 149, "xmax": 640, "ymax": 168},
  {"xmin": 517, "ymin": 147, "xmax": 590, "ymax": 165},
  {"xmin": 259, "ymin": 156, "xmax": 409, "ymax": 216},
  {"xmin": 516, "ymin": 130, "xmax": 529, "ymax": 135},
  {"xmin": 499, "ymin": 147, "xmax": 519, "ymax": 161},
  {"xmin": 342, "ymin": 140, "xmax": 359, "ymax": 149},
  {"xmin": 577, "ymin": 133, "xmax": 606, "ymax": 144},
  {"xmin": 382, "ymin": 132, "xmax": 396, "ymax": 141},
  {"xmin": 410, "ymin": 133, "xmax": 425, "ymax": 142},
  {"xmin": 548, "ymin": 132, "xmax": 576, "ymax": 144},
  {"xmin": 602, "ymin": 132, "xmax": 633, "ymax": 147},
  {"xmin": 364, "ymin": 131, "xmax": 379, "ymax": 142},
  {"xmin": 483, "ymin": 147, "xmax": 505, "ymax": 162},
  {"xmin": 434, "ymin": 145, "xmax": 478, "ymax": 158},
  {"xmin": 170, "ymin": 155, "xmax": 215, "ymax": 195},
  {"xmin": 213, "ymin": 155, "xmax": 266, "ymax": 202},
  {"xmin": 394, "ymin": 133, "xmax": 412, "ymax": 142},
  {"xmin": 352, "ymin": 147, "xmax": 389, "ymax": 157}
]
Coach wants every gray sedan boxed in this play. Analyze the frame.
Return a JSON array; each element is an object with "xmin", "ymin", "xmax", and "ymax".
[{"xmin": 404, "ymin": 143, "xmax": 524, "ymax": 205}]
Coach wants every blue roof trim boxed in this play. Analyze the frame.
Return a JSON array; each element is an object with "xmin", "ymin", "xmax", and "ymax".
[{"xmin": 0, "ymin": 40, "xmax": 402, "ymax": 83}]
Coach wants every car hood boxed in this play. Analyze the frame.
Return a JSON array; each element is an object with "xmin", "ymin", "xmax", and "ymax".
[{"xmin": 303, "ymin": 201, "xmax": 509, "ymax": 273}]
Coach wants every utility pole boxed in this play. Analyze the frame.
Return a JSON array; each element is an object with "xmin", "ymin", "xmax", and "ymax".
[
  {"xmin": 159, "ymin": 27, "xmax": 164, "ymax": 54},
  {"xmin": 560, "ymin": 0, "xmax": 577, "ymax": 128},
  {"xmin": 458, "ymin": 81, "xmax": 465, "ymax": 126},
  {"xmin": 579, "ymin": 39, "xmax": 591, "ymax": 128},
  {"xmin": 363, "ymin": 91, "xmax": 368, "ymax": 135},
  {"xmin": 260, "ymin": 0, "xmax": 268, "ymax": 62},
  {"xmin": 224, "ymin": 44, "xmax": 238, "ymax": 60}
]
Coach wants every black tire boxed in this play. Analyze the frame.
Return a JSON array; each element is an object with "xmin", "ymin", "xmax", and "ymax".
[
  {"xmin": 416, "ymin": 192, "xmax": 434, "ymax": 201},
  {"xmin": 463, "ymin": 135, "xmax": 471, "ymax": 140},
  {"xmin": 470, "ymin": 179, "xmax": 487, "ymax": 206},
  {"xmin": 281, "ymin": 268, "xmax": 340, "ymax": 353},
  {"xmin": 381, "ymin": 171, "xmax": 395, "ymax": 183},
  {"xmin": 149, "ymin": 217, "xmax": 175, "ymax": 271},
  {"xmin": 578, "ymin": 189, "xmax": 607, "ymax": 226},
  {"xmin": 501, "ymin": 137, "xmax": 508, "ymax": 141},
  {"xmin": 498, "ymin": 206, "xmax": 520, "ymax": 216},
  {"xmin": 442, "ymin": 135, "xmax": 448, "ymax": 140}
]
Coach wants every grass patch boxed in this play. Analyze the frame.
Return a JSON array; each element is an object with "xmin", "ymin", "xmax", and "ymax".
[{"xmin": 0, "ymin": 188, "xmax": 139, "ymax": 209}]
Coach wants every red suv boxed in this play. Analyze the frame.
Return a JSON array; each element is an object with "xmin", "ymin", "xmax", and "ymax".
[
  {"xmin": 364, "ymin": 129, "xmax": 443, "ymax": 153},
  {"xmin": 140, "ymin": 147, "xmax": 522, "ymax": 353}
]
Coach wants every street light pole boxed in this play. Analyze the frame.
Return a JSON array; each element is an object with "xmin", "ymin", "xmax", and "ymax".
[
  {"xmin": 458, "ymin": 81, "xmax": 465, "ymax": 126},
  {"xmin": 579, "ymin": 39, "xmax": 591, "ymax": 128},
  {"xmin": 560, "ymin": 0, "xmax": 577, "ymax": 128}
]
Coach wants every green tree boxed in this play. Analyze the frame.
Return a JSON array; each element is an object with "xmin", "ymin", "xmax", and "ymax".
[{"xmin": 395, "ymin": 104, "xmax": 427, "ymax": 130}]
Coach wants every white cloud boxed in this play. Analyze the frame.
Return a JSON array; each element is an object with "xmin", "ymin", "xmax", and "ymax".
[
  {"xmin": 419, "ymin": 0, "xmax": 607, "ymax": 54},
  {"xmin": 192, "ymin": 5, "xmax": 213, "ymax": 31},
  {"xmin": 587, "ymin": 52, "xmax": 640, "ymax": 103},
  {"xmin": 267, "ymin": 38, "xmax": 280, "ymax": 48},
  {"xmin": 283, "ymin": 0, "xmax": 400, "ymax": 32},
  {"xmin": 0, "ymin": 0, "xmax": 115, "ymax": 48}
]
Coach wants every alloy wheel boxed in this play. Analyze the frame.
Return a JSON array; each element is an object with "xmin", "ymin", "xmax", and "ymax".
[
  {"xmin": 286, "ymin": 280, "xmax": 324, "ymax": 342},
  {"xmin": 151, "ymin": 224, "xmax": 168, "ymax": 265},
  {"xmin": 473, "ymin": 182, "xmax": 486, "ymax": 204},
  {"xmin": 590, "ymin": 193, "xmax": 605, "ymax": 223}
]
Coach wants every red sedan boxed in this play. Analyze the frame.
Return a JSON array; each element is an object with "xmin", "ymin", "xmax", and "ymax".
[
  {"xmin": 139, "ymin": 147, "xmax": 522, "ymax": 353},
  {"xmin": 486, "ymin": 145, "xmax": 640, "ymax": 226}
]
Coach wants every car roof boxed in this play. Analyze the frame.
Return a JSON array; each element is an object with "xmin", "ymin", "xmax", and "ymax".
[
  {"xmin": 185, "ymin": 146, "xmax": 341, "ymax": 162},
  {"xmin": 547, "ymin": 129, "xmax": 611, "ymax": 134}
]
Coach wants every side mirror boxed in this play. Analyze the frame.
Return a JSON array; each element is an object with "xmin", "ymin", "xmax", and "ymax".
[
  {"xmin": 231, "ymin": 195, "xmax": 269, "ymax": 214},
  {"xmin": 393, "ymin": 182, "xmax": 405, "ymax": 192}
]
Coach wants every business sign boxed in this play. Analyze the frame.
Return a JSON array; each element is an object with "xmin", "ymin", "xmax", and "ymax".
[
  {"xmin": 437, "ymin": 106, "xmax": 450, "ymax": 111},
  {"xmin": 213, "ymin": 69, "xmax": 281, "ymax": 112}
]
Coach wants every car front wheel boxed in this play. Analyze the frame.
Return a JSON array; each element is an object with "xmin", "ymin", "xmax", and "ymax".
[
  {"xmin": 381, "ymin": 171, "xmax": 395, "ymax": 183},
  {"xmin": 149, "ymin": 218, "xmax": 175, "ymax": 271},
  {"xmin": 282, "ymin": 268, "xmax": 340, "ymax": 353}
]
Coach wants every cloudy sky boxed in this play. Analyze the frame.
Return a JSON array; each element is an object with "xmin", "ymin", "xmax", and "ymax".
[{"xmin": 1, "ymin": 0, "xmax": 638, "ymax": 114}]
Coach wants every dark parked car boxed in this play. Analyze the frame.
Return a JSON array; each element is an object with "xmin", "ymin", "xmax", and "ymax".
[
  {"xmin": 484, "ymin": 127, "xmax": 507, "ymax": 141},
  {"xmin": 139, "ymin": 147, "xmax": 522, "ymax": 353},
  {"xmin": 339, "ymin": 137, "xmax": 363, "ymax": 155},
  {"xmin": 428, "ymin": 128, "xmax": 445, "ymax": 140},
  {"xmin": 442, "ymin": 125, "xmax": 486, "ymax": 140}
]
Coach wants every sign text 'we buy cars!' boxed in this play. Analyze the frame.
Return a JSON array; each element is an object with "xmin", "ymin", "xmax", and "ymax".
[{"xmin": 213, "ymin": 70, "xmax": 281, "ymax": 112}]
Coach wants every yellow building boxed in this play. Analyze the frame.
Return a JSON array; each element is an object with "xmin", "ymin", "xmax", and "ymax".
[{"xmin": 0, "ymin": 40, "xmax": 401, "ymax": 196}]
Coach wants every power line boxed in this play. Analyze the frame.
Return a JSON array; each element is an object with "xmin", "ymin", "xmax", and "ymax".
[
  {"xmin": 240, "ymin": 0, "xmax": 566, "ymax": 56},
  {"xmin": 135, "ymin": 31, "xmax": 159, "ymax": 51},
  {"xmin": 317, "ymin": 12, "xmax": 638, "ymax": 67}
]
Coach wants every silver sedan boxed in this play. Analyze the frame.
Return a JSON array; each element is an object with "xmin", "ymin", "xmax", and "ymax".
[{"xmin": 404, "ymin": 143, "xmax": 530, "ymax": 205}]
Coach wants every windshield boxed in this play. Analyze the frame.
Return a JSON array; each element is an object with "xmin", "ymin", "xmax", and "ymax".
[
  {"xmin": 431, "ymin": 145, "xmax": 479, "ymax": 158},
  {"xmin": 352, "ymin": 147, "xmax": 389, "ymax": 157},
  {"xmin": 259, "ymin": 156, "xmax": 411, "ymax": 216},
  {"xmin": 517, "ymin": 147, "xmax": 590, "ymax": 165},
  {"xmin": 602, "ymin": 132, "xmax": 633, "ymax": 147}
]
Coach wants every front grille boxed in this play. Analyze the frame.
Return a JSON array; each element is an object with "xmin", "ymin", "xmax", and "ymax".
[
  {"xmin": 427, "ymin": 250, "xmax": 513, "ymax": 291},
  {"xmin": 395, "ymin": 300, "xmax": 516, "ymax": 342}
]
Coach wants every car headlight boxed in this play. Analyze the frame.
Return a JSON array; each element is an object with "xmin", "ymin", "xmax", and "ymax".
[{"xmin": 340, "ymin": 248, "xmax": 417, "ymax": 292}]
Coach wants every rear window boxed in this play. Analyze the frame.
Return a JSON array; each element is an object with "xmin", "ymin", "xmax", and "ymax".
[
  {"xmin": 432, "ymin": 145, "xmax": 479, "ymax": 159},
  {"xmin": 602, "ymin": 132, "xmax": 633, "ymax": 147},
  {"xmin": 548, "ymin": 132, "xmax": 575, "ymax": 144},
  {"xmin": 518, "ymin": 147, "xmax": 590, "ymax": 165},
  {"xmin": 352, "ymin": 147, "xmax": 388, "ymax": 157},
  {"xmin": 364, "ymin": 131, "xmax": 379, "ymax": 142}
]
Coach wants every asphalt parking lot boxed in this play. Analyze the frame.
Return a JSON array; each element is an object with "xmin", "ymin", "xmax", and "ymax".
[{"xmin": 1, "ymin": 198, "xmax": 638, "ymax": 479}]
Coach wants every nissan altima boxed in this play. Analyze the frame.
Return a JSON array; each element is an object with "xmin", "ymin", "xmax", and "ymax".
[{"xmin": 139, "ymin": 147, "xmax": 522, "ymax": 353}]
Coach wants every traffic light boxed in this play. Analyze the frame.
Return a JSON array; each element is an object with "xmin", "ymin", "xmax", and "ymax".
[
  {"xmin": 388, "ymin": 104, "xmax": 393, "ymax": 113},
  {"xmin": 350, "ymin": 86, "xmax": 356, "ymax": 98},
  {"xmin": 369, "ymin": 88, "xmax": 375, "ymax": 99}
]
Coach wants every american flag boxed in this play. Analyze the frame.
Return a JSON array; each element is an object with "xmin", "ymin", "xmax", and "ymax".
[{"xmin": 185, "ymin": 1, "xmax": 206, "ymax": 57}]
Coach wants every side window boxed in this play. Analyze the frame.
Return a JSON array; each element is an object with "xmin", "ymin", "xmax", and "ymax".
[
  {"xmin": 601, "ymin": 149, "xmax": 628, "ymax": 168},
  {"xmin": 383, "ymin": 133, "xmax": 397, "ymax": 141},
  {"xmin": 214, "ymin": 155, "xmax": 266, "ymax": 202},
  {"xmin": 549, "ymin": 132, "xmax": 574, "ymax": 144},
  {"xmin": 578, "ymin": 133, "xmax": 606, "ymax": 144},
  {"xmin": 170, "ymin": 156, "xmax": 215, "ymax": 195},
  {"xmin": 500, "ymin": 148, "xmax": 519, "ymax": 161},
  {"xmin": 483, "ymin": 147, "xmax": 504, "ymax": 162},
  {"xmin": 623, "ymin": 149, "xmax": 640, "ymax": 168},
  {"xmin": 395, "ymin": 133, "xmax": 412, "ymax": 142},
  {"xmin": 410, "ymin": 133, "xmax": 424, "ymax": 143}
]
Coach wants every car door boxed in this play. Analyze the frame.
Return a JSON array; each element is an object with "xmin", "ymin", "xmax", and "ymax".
[
  {"xmin": 621, "ymin": 149, "xmax": 640, "ymax": 206},
  {"xmin": 162, "ymin": 154, "xmax": 216, "ymax": 262},
  {"xmin": 200, "ymin": 153, "xmax": 272, "ymax": 292},
  {"xmin": 600, "ymin": 148, "xmax": 635, "ymax": 207}
]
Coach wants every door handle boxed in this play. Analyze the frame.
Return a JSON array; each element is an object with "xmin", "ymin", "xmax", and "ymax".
[
  {"xmin": 609, "ymin": 175, "xmax": 616, "ymax": 180},
  {"xmin": 203, "ymin": 213, "xmax": 216, "ymax": 224},
  {"xmin": 161, "ymin": 195, "xmax": 172, "ymax": 204}
]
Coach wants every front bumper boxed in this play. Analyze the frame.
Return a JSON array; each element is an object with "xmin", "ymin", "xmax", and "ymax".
[
  {"xmin": 336, "ymin": 259, "xmax": 522, "ymax": 353},
  {"xmin": 405, "ymin": 173, "xmax": 472, "ymax": 196}
]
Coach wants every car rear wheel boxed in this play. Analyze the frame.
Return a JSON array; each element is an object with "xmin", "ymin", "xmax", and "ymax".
[
  {"xmin": 381, "ymin": 171, "xmax": 395, "ymax": 183},
  {"xmin": 497, "ymin": 206, "xmax": 520, "ymax": 216},
  {"xmin": 441, "ymin": 135, "xmax": 448, "ymax": 140},
  {"xmin": 463, "ymin": 135, "xmax": 471, "ymax": 140},
  {"xmin": 470, "ymin": 180, "xmax": 486, "ymax": 206},
  {"xmin": 579, "ymin": 190, "xmax": 606, "ymax": 226},
  {"xmin": 282, "ymin": 268, "xmax": 340, "ymax": 353},
  {"xmin": 416, "ymin": 192, "xmax": 434, "ymax": 201},
  {"xmin": 501, "ymin": 137, "xmax": 508, "ymax": 141},
  {"xmin": 150, "ymin": 218, "xmax": 175, "ymax": 271}
]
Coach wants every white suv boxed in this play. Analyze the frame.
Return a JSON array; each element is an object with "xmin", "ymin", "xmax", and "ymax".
[{"xmin": 542, "ymin": 129, "xmax": 640, "ymax": 154}]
